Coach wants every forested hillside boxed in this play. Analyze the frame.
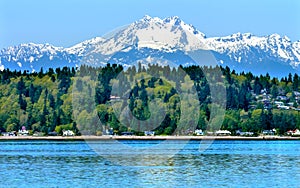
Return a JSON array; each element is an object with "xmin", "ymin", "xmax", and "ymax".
[{"xmin": 0, "ymin": 64, "xmax": 299, "ymax": 136}]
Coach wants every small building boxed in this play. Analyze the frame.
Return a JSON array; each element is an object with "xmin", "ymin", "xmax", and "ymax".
[
  {"xmin": 286, "ymin": 130, "xmax": 293, "ymax": 135},
  {"xmin": 262, "ymin": 129, "xmax": 275, "ymax": 135},
  {"xmin": 121, "ymin": 132, "xmax": 134, "ymax": 136},
  {"xmin": 1, "ymin": 132, "xmax": 16, "ymax": 136},
  {"xmin": 63, "ymin": 130, "xmax": 74, "ymax": 136},
  {"xmin": 104, "ymin": 128, "xmax": 114, "ymax": 135},
  {"xmin": 274, "ymin": 101, "xmax": 284, "ymax": 106},
  {"xmin": 293, "ymin": 91, "xmax": 300, "ymax": 97},
  {"xmin": 276, "ymin": 96, "xmax": 288, "ymax": 101},
  {"xmin": 215, "ymin": 130, "xmax": 231, "ymax": 136},
  {"xmin": 48, "ymin": 131, "xmax": 58, "ymax": 136},
  {"xmin": 1, "ymin": 132, "xmax": 8, "ymax": 136},
  {"xmin": 278, "ymin": 105, "xmax": 289, "ymax": 110},
  {"xmin": 144, "ymin": 131, "xmax": 155, "ymax": 136},
  {"xmin": 18, "ymin": 126, "xmax": 29, "ymax": 136},
  {"xmin": 260, "ymin": 89, "xmax": 267, "ymax": 95},
  {"xmin": 110, "ymin": 95, "xmax": 121, "ymax": 101},
  {"xmin": 293, "ymin": 129, "xmax": 300, "ymax": 136},
  {"xmin": 236, "ymin": 130, "xmax": 254, "ymax": 136},
  {"xmin": 287, "ymin": 129, "xmax": 300, "ymax": 136},
  {"xmin": 194, "ymin": 129, "xmax": 204, "ymax": 136},
  {"xmin": 292, "ymin": 129, "xmax": 300, "ymax": 136}
]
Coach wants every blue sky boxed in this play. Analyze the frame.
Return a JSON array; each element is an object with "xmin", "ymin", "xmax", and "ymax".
[{"xmin": 0, "ymin": 0, "xmax": 299, "ymax": 49}]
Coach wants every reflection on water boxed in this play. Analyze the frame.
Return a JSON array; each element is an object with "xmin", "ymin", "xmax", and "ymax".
[{"xmin": 0, "ymin": 140, "xmax": 300, "ymax": 187}]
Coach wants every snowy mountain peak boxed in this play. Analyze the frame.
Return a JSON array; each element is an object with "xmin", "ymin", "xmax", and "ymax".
[
  {"xmin": 268, "ymin": 33, "xmax": 291, "ymax": 43},
  {"xmin": 0, "ymin": 15, "xmax": 300, "ymax": 77},
  {"xmin": 230, "ymin": 32, "xmax": 253, "ymax": 40},
  {"xmin": 163, "ymin": 16, "xmax": 182, "ymax": 25},
  {"xmin": 68, "ymin": 15, "xmax": 208, "ymax": 56},
  {"xmin": 140, "ymin": 15, "xmax": 163, "ymax": 23},
  {"xmin": 135, "ymin": 15, "xmax": 206, "ymax": 39},
  {"xmin": 142, "ymin": 15, "xmax": 152, "ymax": 21},
  {"xmin": 66, "ymin": 37, "xmax": 105, "ymax": 56},
  {"xmin": 1, "ymin": 42, "xmax": 63, "ymax": 58},
  {"xmin": 268, "ymin": 33, "xmax": 283, "ymax": 39}
]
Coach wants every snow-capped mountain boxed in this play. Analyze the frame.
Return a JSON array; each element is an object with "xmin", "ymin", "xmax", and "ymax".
[
  {"xmin": 206, "ymin": 33, "xmax": 300, "ymax": 76},
  {"xmin": 0, "ymin": 15, "xmax": 299, "ymax": 77},
  {"xmin": 0, "ymin": 43, "xmax": 79, "ymax": 72}
]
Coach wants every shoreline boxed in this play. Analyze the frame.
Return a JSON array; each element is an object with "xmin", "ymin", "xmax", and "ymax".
[{"xmin": 1, "ymin": 135, "xmax": 300, "ymax": 141}]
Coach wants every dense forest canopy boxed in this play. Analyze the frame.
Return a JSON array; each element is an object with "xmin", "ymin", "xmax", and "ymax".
[{"xmin": 0, "ymin": 64, "xmax": 299, "ymax": 136}]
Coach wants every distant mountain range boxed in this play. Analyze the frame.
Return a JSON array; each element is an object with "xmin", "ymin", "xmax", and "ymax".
[{"xmin": 1, "ymin": 15, "xmax": 300, "ymax": 77}]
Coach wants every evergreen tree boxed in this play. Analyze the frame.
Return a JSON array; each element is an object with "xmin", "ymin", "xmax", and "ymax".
[{"xmin": 293, "ymin": 73, "xmax": 299, "ymax": 91}]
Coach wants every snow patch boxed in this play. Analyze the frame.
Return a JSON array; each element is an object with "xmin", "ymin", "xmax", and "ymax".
[
  {"xmin": 29, "ymin": 56, "xmax": 34, "ymax": 63},
  {"xmin": 17, "ymin": 62, "xmax": 22, "ymax": 67},
  {"xmin": 238, "ymin": 56, "xmax": 241, "ymax": 63},
  {"xmin": 137, "ymin": 41, "xmax": 176, "ymax": 52}
]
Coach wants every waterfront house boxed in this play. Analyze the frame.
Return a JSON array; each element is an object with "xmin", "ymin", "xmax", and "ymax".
[
  {"xmin": 1, "ymin": 132, "xmax": 16, "ymax": 136},
  {"xmin": 194, "ymin": 129, "xmax": 204, "ymax": 136},
  {"xmin": 286, "ymin": 130, "xmax": 294, "ymax": 135},
  {"xmin": 262, "ymin": 129, "xmax": 275, "ymax": 135},
  {"xmin": 286, "ymin": 129, "xmax": 300, "ymax": 136},
  {"xmin": 1, "ymin": 132, "xmax": 9, "ymax": 136},
  {"xmin": 104, "ymin": 128, "xmax": 114, "ymax": 135},
  {"xmin": 48, "ymin": 131, "xmax": 58, "ymax": 136},
  {"xmin": 292, "ymin": 129, "xmax": 300, "ymax": 136},
  {"xmin": 63, "ymin": 130, "xmax": 74, "ymax": 136},
  {"xmin": 236, "ymin": 130, "xmax": 254, "ymax": 136},
  {"xmin": 215, "ymin": 130, "xmax": 231, "ymax": 136},
  {"xmin": 144, "ymin": 131, "xmax": 155, "ymax": 136},
  {"xmin": 121, "ymin": 132, "xmax": 134, "ymax": 136},
  {"xmin": 18, "ymin": 126, "xmax": 29, "ymax": 136}
]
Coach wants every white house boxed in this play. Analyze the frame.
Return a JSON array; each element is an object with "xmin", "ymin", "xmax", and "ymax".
[
  {"xmin": 274, "ymin": 101, "xmax": 284, "ymax": 106},
  {"xmin": 278, "ymin": 105, "xmax": 289, "ymax": 110},
  {"xmin": 144, "ymin": 131, "xmax": 155, "ymax": 136},
  {"xmin": 262, "ymin": 129, "xmax": 276, "ymax": 135},
  {"xmin": 215, "ymin": 130, "xmax": 231, "ymax": 136},
  {"xmin": 292, "ymin": 129, "xmax": 300, "ymax": 136},
  {"xmin": 63, "ymin": 130, "xmax": 74, "ymax": 136},
  {"xmin": 236, "ymin": 130, "xmax": 254, "ymax": 136},
  {"xmin": 194, "ymin": 129, "xmax": 204, "ymax": 136},
  {"xmin": 18, "ymin": 126, "xmax": 29, "ymax": 136}
]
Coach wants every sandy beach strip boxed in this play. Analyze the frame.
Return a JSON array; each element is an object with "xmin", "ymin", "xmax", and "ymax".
[{"xmin": 1, "ymin": 135, "xmax": 300, "ymax": 141}]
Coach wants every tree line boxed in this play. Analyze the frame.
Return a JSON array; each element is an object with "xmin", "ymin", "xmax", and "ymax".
[{"xmin": 0, "ymin": 64, "xmax": 299, "ymax": 135}]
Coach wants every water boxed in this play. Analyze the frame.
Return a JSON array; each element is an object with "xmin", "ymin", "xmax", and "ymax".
[{"xmin": 0, "ymin": 140, "xmax": 300, "ymax": 188}]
